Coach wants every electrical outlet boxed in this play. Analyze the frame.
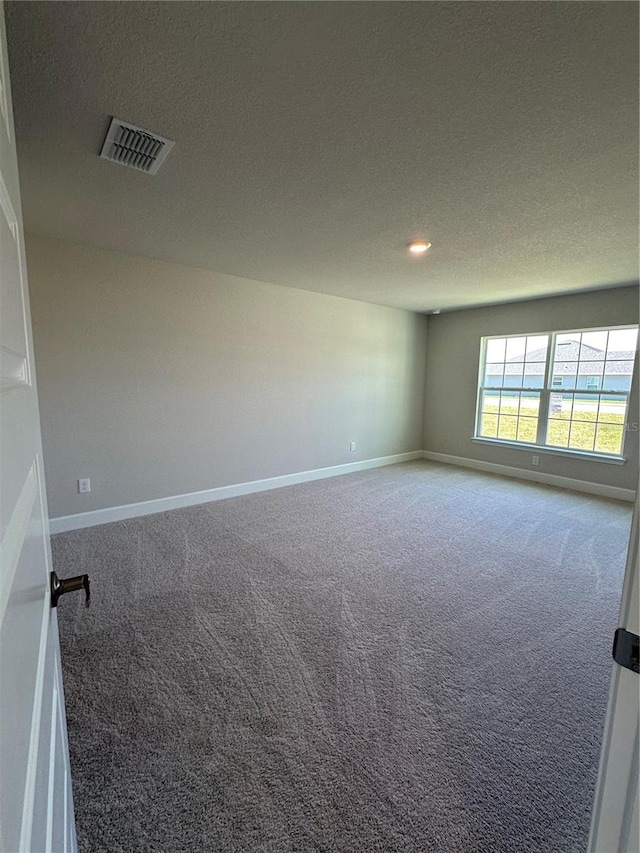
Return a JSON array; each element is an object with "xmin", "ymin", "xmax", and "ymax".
[
  {"xmin": 349, "ymin": 441, "xmax": 356, "ymax": 452},
  {"xmin": 78, "ymin": 478, "xmax": 91, "ymax": 494},
  {"xmin": 531, "ymin": 455, "xmax": 539, "ymax": 467}
]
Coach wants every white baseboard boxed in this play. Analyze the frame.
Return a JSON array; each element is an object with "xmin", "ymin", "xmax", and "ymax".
[
  {"xmin": 48, "ymin": 451, "xmax": 424, "ymax": 534},
  {"xmin": 422, "ymin": 451, "xmax": 636, "ymax": 503},
  {"xmin": 49, "ymin": 448, "xmax": 635, "ymax": 534}
]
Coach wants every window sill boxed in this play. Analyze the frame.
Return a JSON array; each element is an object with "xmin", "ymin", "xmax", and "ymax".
[{"xmin": 471, "ymin": 437, "xmax": 627, "ymax": 465}]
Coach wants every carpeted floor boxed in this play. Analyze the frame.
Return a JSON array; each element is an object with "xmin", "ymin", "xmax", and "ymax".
[{"xmin": 52, "ymin": 461, "xmax": 632, "ymax": 852}]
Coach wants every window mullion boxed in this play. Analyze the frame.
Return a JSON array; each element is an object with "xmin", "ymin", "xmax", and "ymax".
[
  {"xmin": 539, "ymin": 333, "xmax": 557, "ymax": 447},
  {"xmin": 544, "ymin": 332, "xmax": 556, "ymax": 389},
  {"xmin": 537, "ymin": 389, "xmax": 550, "ymax": 445}
]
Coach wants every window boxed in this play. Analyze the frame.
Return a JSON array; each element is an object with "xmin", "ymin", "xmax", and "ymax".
[{"xmin": 475, "ymin": 326, "xmax": 638, "ymax": 458}]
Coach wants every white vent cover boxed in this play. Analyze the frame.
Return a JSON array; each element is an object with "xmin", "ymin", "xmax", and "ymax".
[{"xmin": 99, "ymin": 117, "xmax": 174, "ymax": 174}]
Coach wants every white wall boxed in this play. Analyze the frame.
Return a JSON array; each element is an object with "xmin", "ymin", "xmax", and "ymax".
[
  {"xmin": 423, "ymin": 286, "xmax": 639, "ymax": 492},
  {"xmin": 26, "ymin": 235, "xmax": 427, "ymax": 518}
]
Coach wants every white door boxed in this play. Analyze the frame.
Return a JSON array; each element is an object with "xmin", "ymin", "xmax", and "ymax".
[
  {"xmin": 588, "ymin": 496, "xmax": 639, "ymax": 853},
  {"xmin": 0, "ymin": 0, "xmax": 77, "ymax": 850}
]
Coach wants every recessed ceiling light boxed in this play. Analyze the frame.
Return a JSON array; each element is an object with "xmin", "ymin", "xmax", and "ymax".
[{"xmin": 408, "ymin": 240, "xmax": 431, "ymax": 254}]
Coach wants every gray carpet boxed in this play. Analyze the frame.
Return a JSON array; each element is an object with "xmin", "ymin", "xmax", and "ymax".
[{"xmin": 52, "ymin": 461, "xmax": 632, "ymax": 853}]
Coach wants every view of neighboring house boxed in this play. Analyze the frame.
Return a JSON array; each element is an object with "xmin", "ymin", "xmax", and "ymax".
[{"xmin": 486, "ymin": 337, "xmax": 635, "ymax": 392}]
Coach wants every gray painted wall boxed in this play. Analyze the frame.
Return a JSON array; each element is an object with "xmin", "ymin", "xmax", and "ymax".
[
  {"xmin": 26, "ymin": 235, "xmax": 427, "ymax": 518},
  {"xmin": 423, "ymin": 286, "xmax": 640, "ymax": 492}
]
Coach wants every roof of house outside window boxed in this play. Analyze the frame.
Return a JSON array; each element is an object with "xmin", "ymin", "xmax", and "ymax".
[{"xmin": 485, "ymin": 339, "xmax": 636, "ymax": 375}]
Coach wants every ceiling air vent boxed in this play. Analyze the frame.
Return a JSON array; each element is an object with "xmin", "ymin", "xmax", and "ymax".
[{"xmin": 99, "ymin": 117, "xmax": 174, "ymax": 174}]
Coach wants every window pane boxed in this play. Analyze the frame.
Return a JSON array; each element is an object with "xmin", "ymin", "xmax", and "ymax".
[
  {"xmin": 523, "ymin": 364, "xmax": 545, "ymax": 388},
  {"xmin": 486, "ymin": 338, "xmax": 506, "ymax": 362},
  {"xmin": 578, "ymin": 360, "xmax": 604, "ymax": 376},
  {"xmin": 484, "ymin": 363, "xmax": 504, "ymax": 387},
  {"xmin": 547, "ymin": 419, "xmax": 570, "ymax": 447},
  {"xmin": 552, "ymin": 362, "xmax": 577, "ymax": 389},
  {"xmin": 499, "ymin": 392, "xmax": 520, "ymax": 415},
  {"xmin": 597, "ymin": 395, "xmax": 626, "ymax": 425},
  {"xmin": 580, "ymin": 331, "xmax": 608, "ymax": 360},
  {"xmin": 544, "ymin": 390, "xmax": 627, "ymax": 456},
  {"xmin": 595, "ymin": 424, "xmax": 624, "ymax": 455},
  {"xmin": 517, "ymin": 417, "xmax": 538, "ymax": 443},
  {"xmin": 497, "ymin": 416, "xmax": 518, "ymax": 440},
  {"xmin": 569, "ymin": 421, "xmax": 596, "ymax": 452},
  {"xmin": 477, "ymin": 391, "xmax": 540, "ymax": 444},
  {"xmin": 519, "ymin": 393, "xmax": 540, "ymax": 417},
  {"xmin": 525, "ymin": 335, "xmax": 549, "ymax": 362},
  {"xmin": 480, "ymin": 413, "xmax": 498, "ymax": 438},
  {"xmin": 549, "ymin": 393, "xmax": 573, "ymax": 419},
  {"xmin": 571, "ymin": 395, "xmax": 598, "ymax": 422},
  {"xmin": 481, "ymin": 391, "xmax": 500, "ymax": 413},
  {"xmin": 506, "ymin": 337, "xmax": 527, "ymax": 361},
  {"xmin": 603, "ymin": 360, "xmax": 634, "ymax": 392},
  {"xmin": 503, "ymin": 362, "xmax": 524, "ymax": 388},
  {"xmin": 555, "ymin": 334, "xmax": 580, "ymax": 361},
  {"xmin": 607, "ymin": 328, "xmax": 639, "ymax": 358}
]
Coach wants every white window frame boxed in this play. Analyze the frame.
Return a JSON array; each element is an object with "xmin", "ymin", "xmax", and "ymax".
[{"xmin": 474, "ymin": 324, "xmax": 638, "ymax": 460}]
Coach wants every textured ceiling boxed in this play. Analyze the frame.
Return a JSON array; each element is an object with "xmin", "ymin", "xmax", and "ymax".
[{"xmin": 6, "ymin": 1, "xmax": 639, "ymax": 312}]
